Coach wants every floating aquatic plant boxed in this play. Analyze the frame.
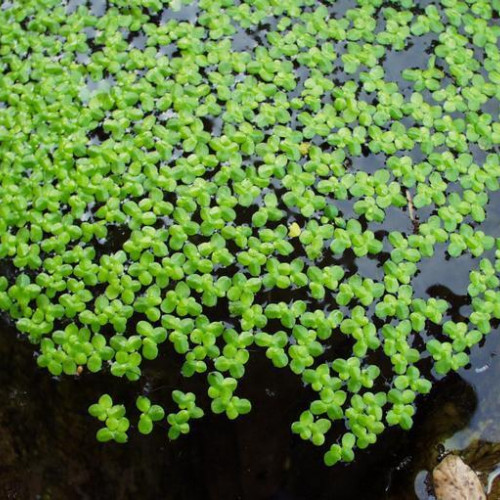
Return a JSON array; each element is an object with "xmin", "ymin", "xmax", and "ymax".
[
  {"xmin": 89, "ymin": 394, "xmax": 130, "ymax": 443},
  {"xmin": 1, "ymin": 0, "xmax": 500, "ymax": 467}
]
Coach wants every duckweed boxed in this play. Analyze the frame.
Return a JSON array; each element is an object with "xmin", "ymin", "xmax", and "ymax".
[{"xmin": 1, "ymin": 0, "xmax": 500, "ymax": 466}]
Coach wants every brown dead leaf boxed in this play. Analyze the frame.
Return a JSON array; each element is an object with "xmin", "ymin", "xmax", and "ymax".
[{"xmin": 433, "ymin": 454, "xmax": 486, "ymax": 500}]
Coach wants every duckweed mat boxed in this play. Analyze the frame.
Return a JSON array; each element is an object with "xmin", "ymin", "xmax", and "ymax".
[{"xmin": 0, "ymin": 0, "xmax": 500, "ymax": 480}]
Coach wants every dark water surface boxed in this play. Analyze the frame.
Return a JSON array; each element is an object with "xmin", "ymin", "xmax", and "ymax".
[
  {"xmin": 2, "ymin": 264, "xmax": 500, "ymax": 500},
  {"xmin": 2, "ymin": 0, "xmax": 500, "ymax": 499},
  {"xmin": 1, "ymin": 191, "xmax": 499, "ymax": 500}
]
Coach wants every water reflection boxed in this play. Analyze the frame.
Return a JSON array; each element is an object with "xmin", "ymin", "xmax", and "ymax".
[
  {"xmin": 386, "ymin": 325, "xmax": 500, "ymax": 499},
  {"xmin": 2, "ymin": 308, "xmax": 500, "ymax": 499},
  {"xmin": 2, "ymin": 0, "xmax": 500, "ymax": 499}
]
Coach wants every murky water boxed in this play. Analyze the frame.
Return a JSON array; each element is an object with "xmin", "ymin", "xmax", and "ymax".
[
  {"xmin": 1, "ymin": 193, "xmax": 499, "ymax": 499},
  {"xmin": 1, "ymin": 0, "xmax": 500, "ymax": 498},
  {"xmin": 1, "ymin": 273, "xmax": 500, "ymax": 500}
]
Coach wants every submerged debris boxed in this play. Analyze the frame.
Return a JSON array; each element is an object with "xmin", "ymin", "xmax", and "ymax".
[{"xmin": 433, "ymin": 454, "xmax": 486, "ymax": 500}]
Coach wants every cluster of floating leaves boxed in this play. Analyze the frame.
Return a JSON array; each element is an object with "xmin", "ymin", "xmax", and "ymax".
[{"xmin": 0, "ymin": 0, "xmax": 499, "ymax": 465}]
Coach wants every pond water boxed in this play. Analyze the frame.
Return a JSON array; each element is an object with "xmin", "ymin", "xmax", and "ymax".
[
  {"xmin": 1, "ymin": 186, "xmax": 499, "ymax": 500},
  {"xmin": 1, "ymin": 0, "xmax": 500, "ymax": 498},
  {"xmin": 1, "ymin": 262, "xmax": 500, "ymax": 500}
]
